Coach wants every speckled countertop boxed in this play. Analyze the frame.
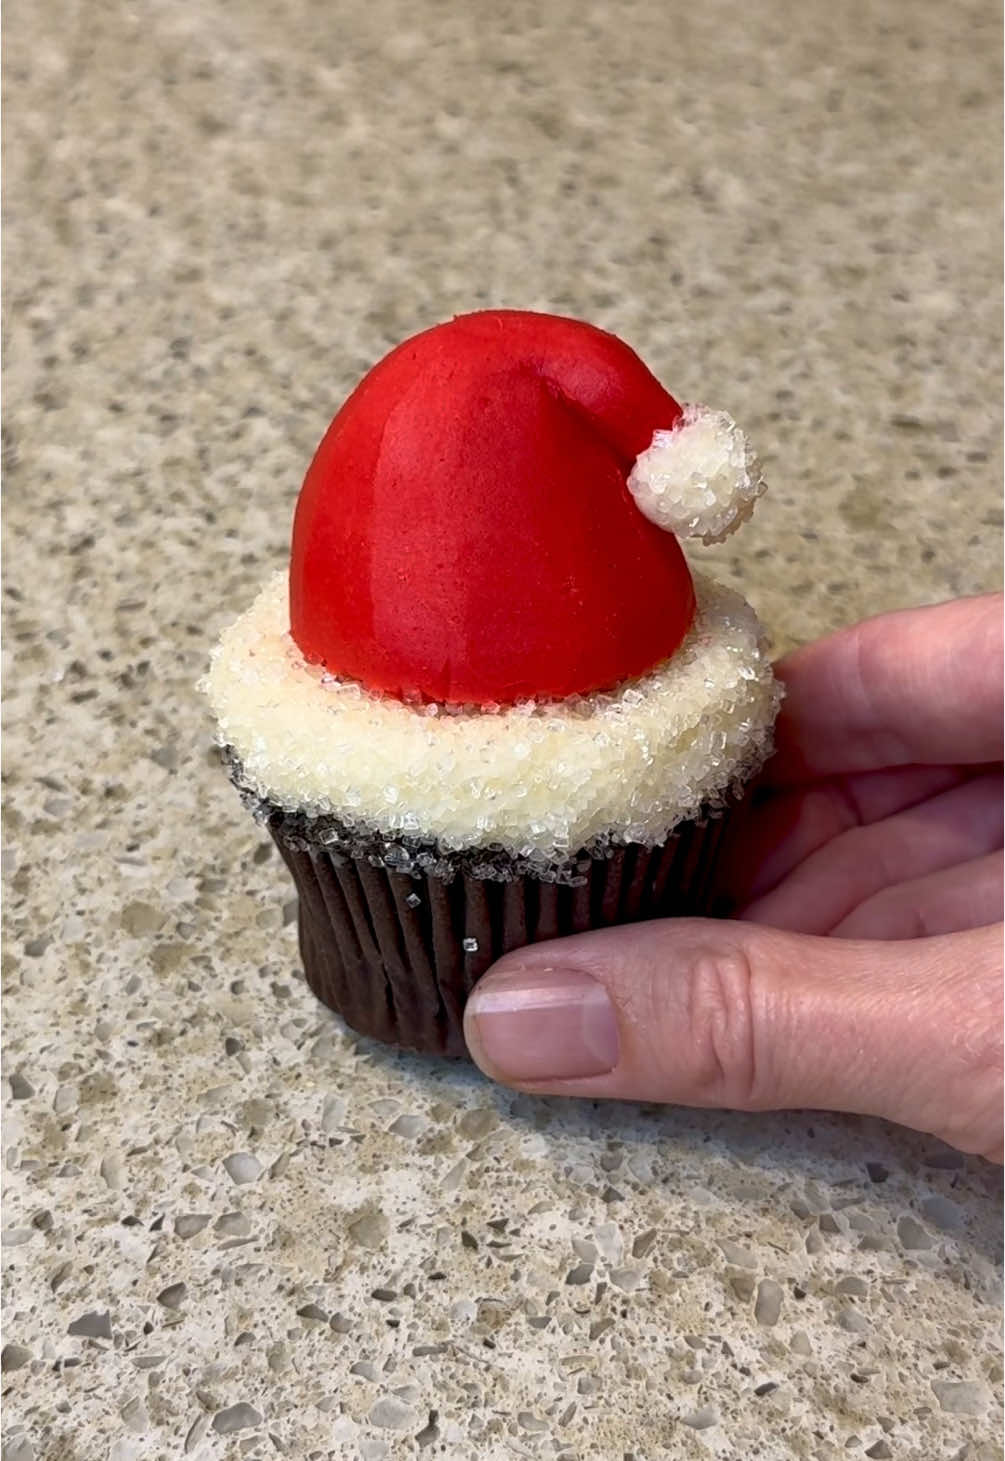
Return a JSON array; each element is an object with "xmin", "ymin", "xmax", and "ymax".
[{"xmin": 3, "ymin": 2, "xmax": 1003, "ymax": 1459}]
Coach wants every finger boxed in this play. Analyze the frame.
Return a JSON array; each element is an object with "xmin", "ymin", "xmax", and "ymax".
[
  {"xmin": 831, "ymin": 853, "xmax": 1003, "ymax": 940},
  {"xmin": 741, "ymin": 773, "xmax": 1003, "ymax": 934},
  {"xmin": 767, "ymin": 593, "xmax": 1003, "ymax": 781},
  {"xmin": 463, "ymin": 919, "xmax": 1004, "ymax": 1160},
  {"xmin": 719, "ymin": 763, "xmax": 974, "ymax": 906}
]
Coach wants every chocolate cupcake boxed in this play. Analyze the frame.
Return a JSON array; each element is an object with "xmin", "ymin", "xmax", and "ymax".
[{"xmin": 204, "ymin": 311, "xmax": 781, "ymax": 1056}]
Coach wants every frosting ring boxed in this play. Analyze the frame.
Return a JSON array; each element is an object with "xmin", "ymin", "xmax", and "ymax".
[{"xmin": 203, "ymin": 571, "xmax": 781, "ymax": 864}]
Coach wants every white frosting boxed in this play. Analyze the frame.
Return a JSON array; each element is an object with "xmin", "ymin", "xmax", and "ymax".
[
  {"xmin": 202, "ymin": 572, "xmax": 781, "ymax": 861},
  {"xmin": 627, "ymin": 404, "xmax": 765, "ymax": 545}
]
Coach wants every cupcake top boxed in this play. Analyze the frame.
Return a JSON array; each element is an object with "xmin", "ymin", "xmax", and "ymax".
[{"xmin": 204, "ymin": 310, "xmax": 780, "ymax": 869}]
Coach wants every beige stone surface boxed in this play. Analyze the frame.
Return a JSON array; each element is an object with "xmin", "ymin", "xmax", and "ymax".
[{"xmin": 3, "ymin": 2, "xmax": 1002, "ymax": 1459}]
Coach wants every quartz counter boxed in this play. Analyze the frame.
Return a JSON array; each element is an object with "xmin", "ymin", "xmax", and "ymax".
[{"xmin": 4, "ymin": 2, "xmax": 1002, "ymax": 1458}]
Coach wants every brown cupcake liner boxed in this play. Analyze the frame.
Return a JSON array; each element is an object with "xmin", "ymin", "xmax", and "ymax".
[{"xmin": 269, "ymin": 811, "xmax": 727, "ymax": 1058}]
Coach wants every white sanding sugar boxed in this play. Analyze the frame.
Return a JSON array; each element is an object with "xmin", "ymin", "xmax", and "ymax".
[
  {"xmin": 627, "ymin": 404, "xmax": 765, "ymax": 546},
  {"xmin": 202, "ymin": 572, "xmax": 781, "ymax": 860}
]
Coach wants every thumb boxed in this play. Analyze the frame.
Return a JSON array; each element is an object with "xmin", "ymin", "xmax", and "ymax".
[{"xmin": 463, "ymin": 918, "xmax": 1003, "ymax": 1160}]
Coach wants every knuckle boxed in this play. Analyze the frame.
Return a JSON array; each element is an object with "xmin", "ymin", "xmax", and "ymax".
[{"xmin": 679, "ymin": 945, "xmax": 763, "ymax": 1109}]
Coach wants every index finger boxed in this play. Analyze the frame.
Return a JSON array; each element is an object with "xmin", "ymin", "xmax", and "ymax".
[{"xmin": 765, "ymin": 592, "xmax": 1003, "ymax": 782}]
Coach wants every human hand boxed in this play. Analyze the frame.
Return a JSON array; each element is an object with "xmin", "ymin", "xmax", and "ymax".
[{"xmin": 464, "ymin": 594, "xmax": 1004, "ymax": 1161}]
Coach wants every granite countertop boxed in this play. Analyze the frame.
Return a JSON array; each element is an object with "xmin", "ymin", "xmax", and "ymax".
[{"xmin": 4, "ymin": 2, "xmax": 1002, "ymax": 1458}]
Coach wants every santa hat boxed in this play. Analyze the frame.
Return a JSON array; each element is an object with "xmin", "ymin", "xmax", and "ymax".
[{"xmin": 289, "ymin": 310, "xmax": 764, "ymax": 707}]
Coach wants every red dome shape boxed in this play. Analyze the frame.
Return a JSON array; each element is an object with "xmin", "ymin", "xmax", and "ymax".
[{"xmin": 289, "ymin": 310, "xmax": 695, "ymax": 706}]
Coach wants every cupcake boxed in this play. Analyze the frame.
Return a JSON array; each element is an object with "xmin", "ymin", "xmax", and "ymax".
[{"xmin": 204, "ymin": 310, "xmax": 781, "ymax": 1056}]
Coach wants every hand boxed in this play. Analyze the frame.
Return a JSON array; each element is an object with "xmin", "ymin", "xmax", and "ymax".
[{"xmin": 464, "ymin": 594, "xmax": 1003, "ymax": 1161}]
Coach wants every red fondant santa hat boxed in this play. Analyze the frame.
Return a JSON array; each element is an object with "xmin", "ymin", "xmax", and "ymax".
[{"xmin": 290, "ymin": 310, "xmax": 764, "ymax": 707}]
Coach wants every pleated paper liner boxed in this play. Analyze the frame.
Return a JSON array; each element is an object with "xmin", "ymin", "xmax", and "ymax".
[{"xmin": 269, "ymin": 810, "xmax": 727, "ymax": 1058}]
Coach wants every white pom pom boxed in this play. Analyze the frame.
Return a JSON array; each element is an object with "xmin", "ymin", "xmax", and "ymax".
[{"xmin": 627, "ymin": 404, "xmax": 765, "ymax": 545}]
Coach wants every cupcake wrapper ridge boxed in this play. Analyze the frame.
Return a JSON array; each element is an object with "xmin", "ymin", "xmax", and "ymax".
[{"xmin": 269, "ymin": 809, "xmax": 727, "ymax": 1057}]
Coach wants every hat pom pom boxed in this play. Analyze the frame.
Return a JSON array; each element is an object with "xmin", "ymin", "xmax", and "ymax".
[{"xmin": 626, "ymin": 403, "xmax": 765, "ymax": 546}]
